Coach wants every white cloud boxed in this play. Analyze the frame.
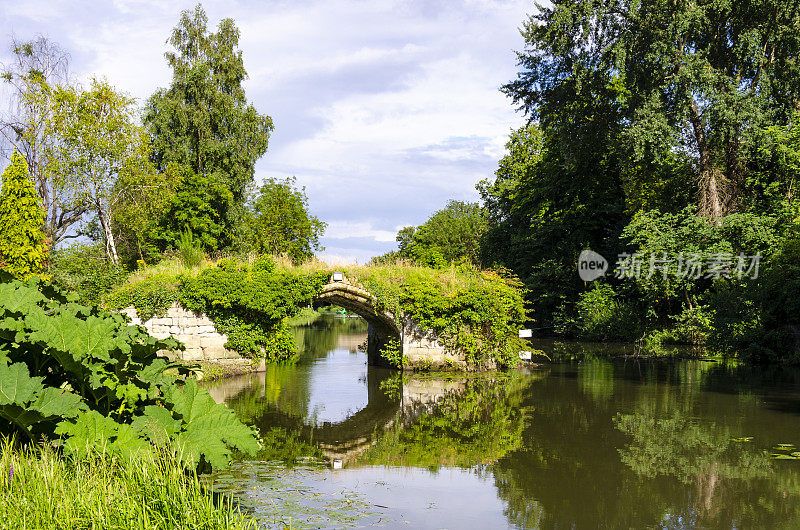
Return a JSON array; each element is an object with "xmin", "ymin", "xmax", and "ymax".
[{"xmin": 1, "ymin": 0, "xmax": 532, "ymax": 260}]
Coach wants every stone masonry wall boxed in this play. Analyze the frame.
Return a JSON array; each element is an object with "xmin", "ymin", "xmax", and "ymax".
[
  {"xmin": 401, "ymin": 316, "xmax": 467, "ymax": 370},
  {"xmin": 121, "ymin": 303, "xmax": 241, "ymax": 362}
]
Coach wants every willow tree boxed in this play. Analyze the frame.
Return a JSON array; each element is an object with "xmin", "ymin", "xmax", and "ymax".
[
  {"xmin": 144, "ymin": 4, "xmax": 273, "ymax": 238},
  {"xmin": 504, "ymin": 0, "xmax": 800, "ymax": 219}
]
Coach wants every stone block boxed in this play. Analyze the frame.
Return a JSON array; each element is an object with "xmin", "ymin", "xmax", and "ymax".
[
  {"xmin": 199, "ymin": 335, "xmax": 229, "ymax": 352},
  {"xmin": 181, "ymin": 348, "xmax": 204, "ymax": 361}
]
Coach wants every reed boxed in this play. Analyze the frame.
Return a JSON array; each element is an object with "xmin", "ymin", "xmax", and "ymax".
[{"xmin": 0, "ymin": 439, "xmax": 254, "ymax": 530}]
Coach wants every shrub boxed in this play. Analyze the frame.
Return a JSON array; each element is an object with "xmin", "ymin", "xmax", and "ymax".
[
  {"xmin": 0, "ymin": 150, "xmax": 48, "ymax": 279},
  {"xmin": 177, "ymin": 227, "xmax": 205, "ymax": 268},
  {"xmin": 0, "ymin": 273, "xmax": 258, "ymax": 470},
  {"xmin": 571, "ymin": 283, "xmax": 642, "ymax": 341},
  {"xmin": 47, "ymin": 243, "xmax": 128, "ymax": 305}
]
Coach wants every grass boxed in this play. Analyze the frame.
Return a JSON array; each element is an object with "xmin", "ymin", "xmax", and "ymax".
[{"xmin": 0, "ymin": 439, "xmax": 255, "ymax": 530}]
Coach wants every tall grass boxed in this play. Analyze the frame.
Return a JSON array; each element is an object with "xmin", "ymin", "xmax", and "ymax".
[
  {"xmin": 177, "ymin": 229, "xmax": 205, "ymax": 269},
  {"xmin": 0, "ymin": 439, "xmax": 254, "ymax": 529}
]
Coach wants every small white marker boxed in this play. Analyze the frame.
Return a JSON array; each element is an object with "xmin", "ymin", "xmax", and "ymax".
[
  {"xmin": 332, "ymin": 272, "xmax": 344, "ymax": 282},
  {"xmin": 519, "ymin": 351, "xmax": 532, "ymax": 360},
  {"xmin": 519, "ymin": 329, "xmax": 532, "ymax": 338},
  {"xmin": 333, "ymin": 459, "xmax": 343, "ymax": 469}
]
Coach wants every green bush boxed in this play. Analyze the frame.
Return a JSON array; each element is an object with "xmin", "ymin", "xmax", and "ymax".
[
  {"xmin": 0, "ymin": 273, "xmax": 258, "ymax": 470},
  {"xmin": 178, "ymin": 257, "xmax": 329, "ymax": 361},
  {"xmin": 565, "ymin": 283, "xmax": 642, "ymax": 341},
  {"xmin": 105, "ymin": 271, "xmax": 180, "ymax": 321},
  {"xmin": 177, "ymin": 227, "xmax": 205, "ymax": 268},
  {"xmin": 47, "ymin": 243, "xmax": 128, "ymax": 305},
  {"xmin": 707, "ymin": 236, "xmax": 800, "ymax": 363}
]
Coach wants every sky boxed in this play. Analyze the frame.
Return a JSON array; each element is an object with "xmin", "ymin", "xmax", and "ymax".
[{"xmin": 0, "ymin": 0, "xmax": 532, "ymax": 263}]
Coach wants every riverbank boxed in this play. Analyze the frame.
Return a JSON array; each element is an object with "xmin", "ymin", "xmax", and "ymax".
[{"xmin": 0, "ymin": 440, "xmax": 254, "ymax": 529}]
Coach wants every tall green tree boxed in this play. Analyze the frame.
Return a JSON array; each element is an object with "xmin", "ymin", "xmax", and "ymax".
[
  {"xmin": 504, "ymin": 0, "xmax": 800, "ymax": 219},
  {"xmin": 153, "ymin": 169, "xmax": 233, "ymax": 252},
  {"xmin": 243, "ymin": 177, "xmax": 326, "ymax": 263},
  {"xmin": 144, "ymin": 4, "xmax": 273, "ymax": 236},
  {"xmin": 0, "ymin": 151, "xmax": 48, "ymax": 278}
]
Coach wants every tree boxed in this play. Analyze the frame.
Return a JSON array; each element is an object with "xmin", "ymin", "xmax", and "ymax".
[
  {"xmin": 396, "ymin": 200, "xmax": 488, "ymax": 267},
  {"xmin": 144, "ymin": 4, "xmax": 273, "ymax": 236},
  {"xmin": 243, "ymin": 177, "xmax": 326, "ymax": 263},
  {"xmin": 479, "ymin": 122, "xmax": 628, "ymax": 324},
  {"xmin": 504, "ymin": 0, "xmax": 800, "ymax": 220},
  {"xmin": 153, "ymin": 169, "xmax": 233, "ymax": 252},
  {"xmin": 50, "ymin": 79, "xmax": 152, "ymax": 264},
  {"xmin": 0, "ymin": 37, "xmax": 86, "ymax": 244},
  {"xmin": 111, "ymin": 164, "xmax": 182, "ymax": 266},
  {"xmin": 0, "ymin": 151, "xmax": 48, "ymax": 278}
]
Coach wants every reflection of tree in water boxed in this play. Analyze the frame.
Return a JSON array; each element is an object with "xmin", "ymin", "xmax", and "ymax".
[
  {"xmin": 361, "ymin": 374, "xmax": 535, "ymax": 469},
  {"xmin": 490, "ymin": 360, "xmax": 800, "ymax": 529},
  {"xmin": 291, "ymin": 314, "xmax": 367, "ymax": 358},
  {"xmin": 614, "ymin": 411, "xmax": 800, "ymax": 526}
]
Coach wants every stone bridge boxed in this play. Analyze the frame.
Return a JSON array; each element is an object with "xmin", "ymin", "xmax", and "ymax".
[
  {"xmin": 124, "ymin": 273, "xmax": 466, "ymax": 370},
  {"xmin": 313, "ymin": 274, "xmax": 464, "ymax": 369}
]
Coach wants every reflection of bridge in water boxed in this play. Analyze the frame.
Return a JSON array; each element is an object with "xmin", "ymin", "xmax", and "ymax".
[{"xmin": 207, "ymin": 368, "xmax": 467, "ymax": 467}]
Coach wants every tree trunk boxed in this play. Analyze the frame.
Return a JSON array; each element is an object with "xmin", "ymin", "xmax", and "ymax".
[
  {"xmin": 96, "ymin": 200, "xmax": 119, "ymax": 265},
  {"xmin": 689, "ymin": 99, "xmax": 727, "ymax": 221}
]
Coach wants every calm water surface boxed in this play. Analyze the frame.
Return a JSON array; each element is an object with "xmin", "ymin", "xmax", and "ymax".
[{"xmin": 203, "ymin": 315, "xmax": 800, "ymax": 529}]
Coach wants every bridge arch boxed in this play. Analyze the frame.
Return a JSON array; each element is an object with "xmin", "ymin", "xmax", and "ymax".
[{"xmin": 312, "ymin": 275, "xmax": 399, "ymax": 367}]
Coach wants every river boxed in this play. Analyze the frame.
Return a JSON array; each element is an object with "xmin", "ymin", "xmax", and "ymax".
[{"xmin": 202, "ymin": 314, "xmax": 800, "ymax": 529}]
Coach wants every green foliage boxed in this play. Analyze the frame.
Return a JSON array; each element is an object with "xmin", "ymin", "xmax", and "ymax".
[
  {"xmin": 345, "ymin": 264, "xmax": 528, "ymax": 369},
  {"xmin": 707, "ymin": 234, "xmax": 800, "ymax": 363},
  {"xmin": 0, "ymin": 273, "xmax": 258, "ymax": 470},
  {"xmin": 504, "ymin": 0, "xmax": 800, "ymax": 219},
  {"xmin": 557, "ymin": 283, "xmax": 642, "ymax": 341},
  {"xmin": 177, "ymin": 227, "xmax": 205, "ymax": 268},
  {"xmin": 50, "ymin": 78, "xmax": 152, "ymax": 264},
  {"xmin": 111, "ymin": 163, "xmax": 183, "ymax": 267},
  {"xmin": 178, "ymin": 257, "xmax": 329, "ymax": 360},
  {"xmin": 393, "ymin": 200, "xmax": 487, "ymax": 267},
  {"xmin": 0, "ymin": 440, "xmax": 255, "ymax": 529},
  {"xmin": 241, "ymin": 177, "xmax": 326, "ymax": 262},
  {"xmin": 378, "ymin": 337, "xmax": 403, "ymax": 369},
  {"xmin": 46, "ymin": 243, "xmax": 127, "ymax": 305},
  {"xmin": 154, "ymin": 169, "xmax": 233, "ymax": 251},
  {"xmin": 479, "ymin": 121, "xmax": 628, "ymax": 327},
  {"xmin": 0, "ymin": 151, "xmax": 48, "ymax": 278},
  {"xmin": 104, "ymin": 271, "xmax": 180, "ymax": 322},
  {"xmin": 145, "ymin": 4, "xmax": 273, "ymax": 229}
]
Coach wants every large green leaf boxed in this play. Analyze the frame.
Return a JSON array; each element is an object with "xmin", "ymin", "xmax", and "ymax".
[
  {"xmin": 131, "ymin": 405, "xmax": 180, "ymax": 445},
  {"xmin": 165, "ymin": 380, "xmax": 259, "ymax": 469},
  {"xmin": 0, "ymin": 359, "xmax": 84, "ymax": 438},
  {"xmin": 55, "ymin": 410, "xmax": 150, "ymax": 459}
]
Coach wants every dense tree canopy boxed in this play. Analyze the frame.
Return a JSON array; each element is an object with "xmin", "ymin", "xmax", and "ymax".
[
  {"xmin": 242, "ymin": 177, "xmax": 326, "ymax": 263},
  {"xmin": 503, "ymin": 0, "xmax": 800, "ymax": 219},
  {"xmin": 144, "ymin": 4, "xmax": 273, "ymax": 231}
]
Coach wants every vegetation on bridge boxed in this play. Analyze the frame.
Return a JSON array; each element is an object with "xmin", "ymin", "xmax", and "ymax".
[{"xmin": 104, "ymin": 256, "xmax": 528, "ymax": 370}]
